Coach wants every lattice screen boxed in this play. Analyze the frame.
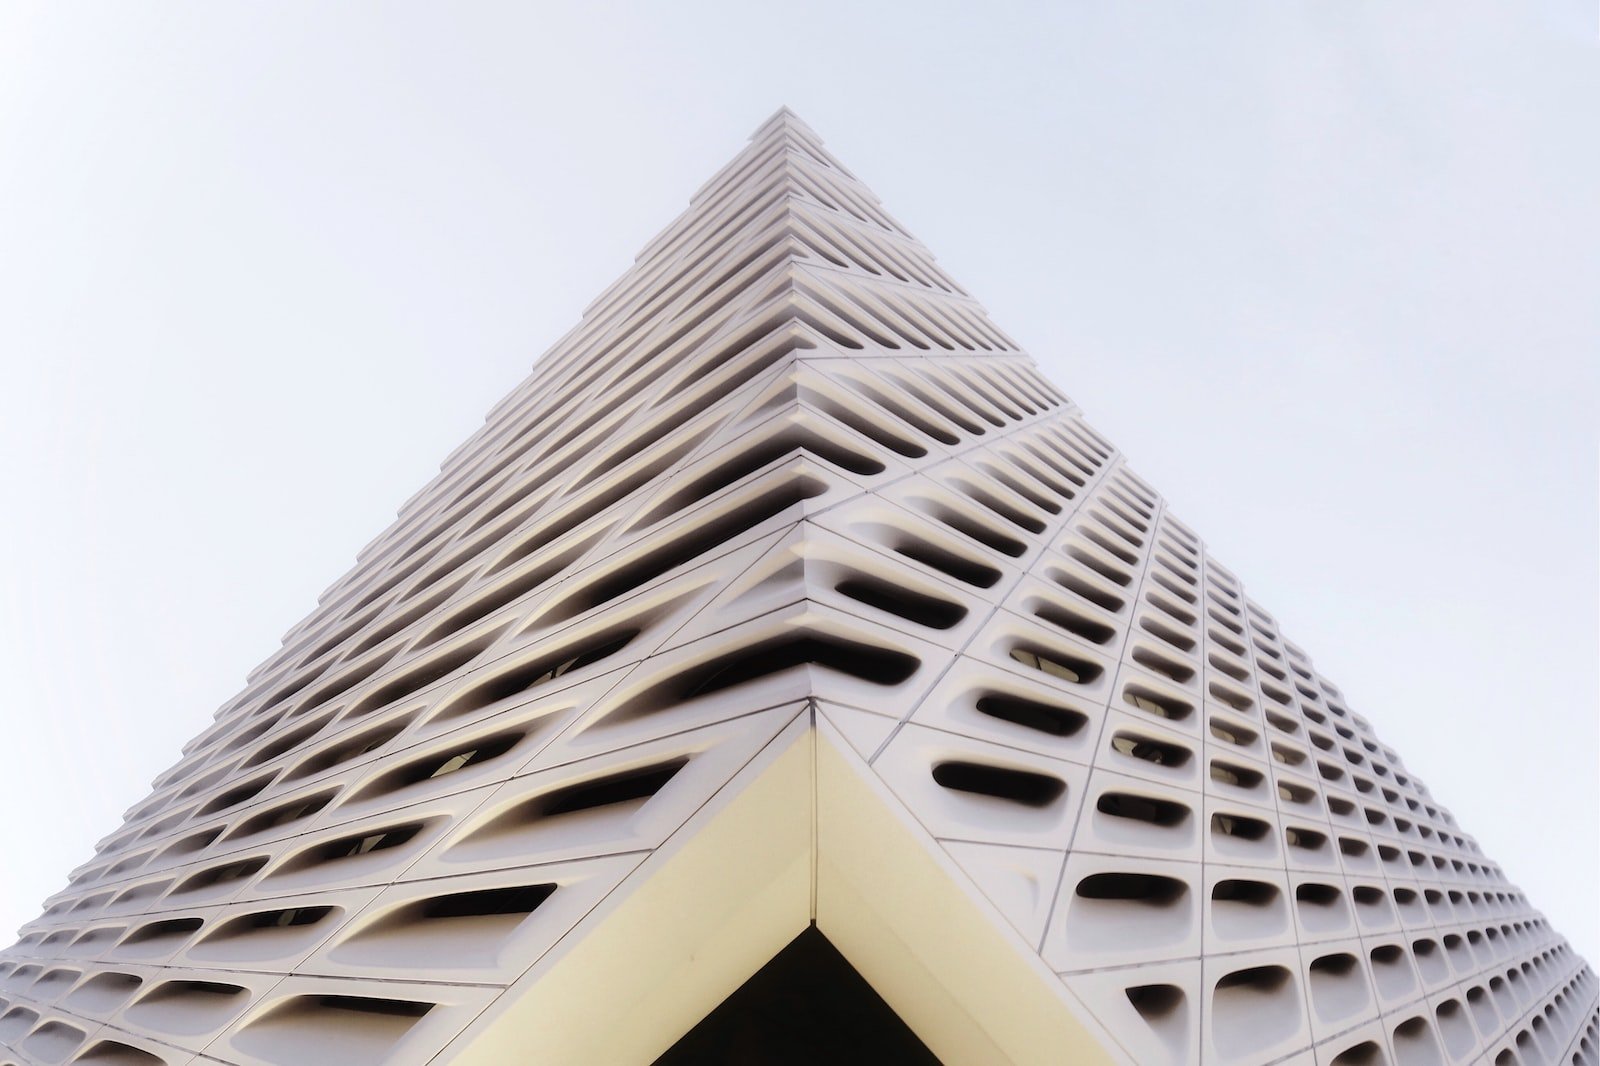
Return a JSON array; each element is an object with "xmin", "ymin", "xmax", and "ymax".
[{"xmin": 0, "ymin": 109, "xmax": 1593, "ymax": 1066}]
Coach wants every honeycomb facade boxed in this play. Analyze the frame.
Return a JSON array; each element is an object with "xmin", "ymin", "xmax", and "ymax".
[{"xmin": 0, "ymin": 109, "xmax": 1593, "ymax": 1065}]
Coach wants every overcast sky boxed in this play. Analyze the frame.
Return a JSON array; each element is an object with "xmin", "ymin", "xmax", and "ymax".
[{"xmin": 1, "ymin": 2, "xmax": 1595, "ymax": 967}]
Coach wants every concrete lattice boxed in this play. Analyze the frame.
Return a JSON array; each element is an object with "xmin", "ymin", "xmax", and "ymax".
[{"xmin": 0, "ymin": 109, "xmax": 1594, "ymax": 1066}]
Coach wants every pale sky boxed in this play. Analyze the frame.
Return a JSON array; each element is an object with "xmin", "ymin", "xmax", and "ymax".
[{"xmin": 1, "ymin": 1, "xmax": 1595, "ymax": 968}]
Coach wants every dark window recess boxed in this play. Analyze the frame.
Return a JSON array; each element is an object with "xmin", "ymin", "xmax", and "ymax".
[
  {"xmin": 1208, "ymin": 653, "xmax": 1249, "ymax": 682},
  {"xmin": 1309, "ymin": 953, "xmax": 1358, "ymax": 978},
  {"xmin": 1033, "ymin": 601, "xmax": 1115, "ymax": 645},
  {"xmin": 255, "ymin": 670, "xmax": 318, "ymax": 721},
  {"xmin": 889, "ymin": 374, "xmax": 981, "ymax": 433},
  {"xmin": 1370, "ymin": 944, "xmax": 1405, "ymax": 966},
  {"xmin": 1255, "ymin": 655, "xmax": 1287, "ymax": 680},
  {"xmin": 289, "ymin": 720, "xmax": 409, "ymax": 781},
  {"xmin": 1131, "ymin": 646, "xmax": 1195, "ymax": 684},
  {"xmin": 1330, "ymin": 1042, "xmax": 1385, "ymax": 1066},
  {"xmin": 553, "ymin": 477, "xmax": 826, "ymax": 620},
  {"xmin": 1212, "ymin": 881, "xmax": 1278, "ymax": 906},
  {"xmin": 984, "ymin": 465, "xmax": 1061, "ymax": 514},
  {"xmin": 197, "ymin": 776, "xmax": 272, "ymax": 816},
  {"xmin": 1215, "ymin": 966, "xmax": 1289, "ymax": 996},
  {"xmin": 294, "ymin": 657, "xmax": 388, "ymax": 723},
  {"xmin": 1260, "ymin": 683, "xmax": 1293, "ymax": 708},
  {"xmin": 167, "ymin": 828, "xmax": 222, "ymax": 855},
  {"xmin": 465, "ymin": 476, "xmax": 555, "ymax": 539},
  {"xmin": 836, "ymin": 576, "xmax": 967, "ymax": 630},
  {"xmin": 960, "ymin": 484, "xmax": 1045, "ymax": 534},
  {"xmin": 1148, "ymin": 570, "xmax": 1195, "ymax": 603},
  {"xmin": 478, "ymin": 438, "xmax": 699, "ymax": 580},
  {"xmin": 351, "ymin": 573, "xmax": 468, "ymax": 656},
  {"xmin": 853, "ymin": 379, "xmax": 958, "ymax": 443},
  {"xmin": 298, "ymin": 824, "xmax": 422, "ymax": 867},
  {"xmin": 928, "ymin": 378, "xmax": 1004, "ymax": 428},
  {"xmin": 1209, "ymin": 719, "xmax": 1258, "ymax": 747},
  {"xmin": 612, "ymin": 633, "xmax": 919, "ymax": 722},
  {"xmin": 1010, "ymin": 644, "xmax": 1103, "ymax": 685},
  {"xmin": 1210, "ymin": 761, "xmax": 1265, "ymax": 790},
  {"xmin": 1209, "ymin": 683, "xmax": 1254, "ymax": 713},
  {"xmin": 931, "ymin": 761, "xmax": 1065, "ymax": 808},
  {"xmin": 231, "ymin": 906, "xmax": 334, "ymax": 932},
  {"xmin": 1124, "ymin": 684, "xmax": 1192, "ymax": 721},
  {"xmin": 1210, "ymin": 626, "xmax": 1247, "ymax": 655},
  {"xmin": 1273, "ymin": 777, "xmax": 1312, "ymax": 800},
  {"xmin": 654, "ymin": 925, "xmax": 940, "ymax": 1066},
  {"xmin": 172, "ymin": 858, "xmax": 266, "ymax": 895},
  {"xmin": 345, "ymin": 532, "xmax": 452, "ymax": 616},
  {"xmin": 1048, "ymin": 567, "xmax": 1123, "ymax": 612},
  {"xmin": 1296, "ymin": 883, "xmax": 1341, "ymax": 907},
  {"xmin": 1140, "ymin": 616, "xmax": 1196, "ymax": 652},
  {"xmin": 430, "ymin": 538, "xmax": 592, "ymax": 642},
  {"xmin": 1264, "ymin": 713, "xmax": 1299, "ymax": 739},
  {"xmin": 975, "ymin": 693, "xmax": 1087, "ymax": 737},
  {"xmin": 71, "ymin": 894, "xmax": 110, "ymax": 914},
  {"xmin": 416, "ymin": 884, "xmax": 555, "ymax": 921},
  {"xmin": 123, "ymin": 918, "xmax": 202, "ymax": 945},
  {"xmin": 1145, "ymin": 591, "xmax": 1194, "ymax": 626},
  {"xmin": 806, "ymin": 391, "xmax": 927, "ymax": 459},
  {"xmin": 142, "ymin": 980, "xmax": 244, "ymax": 1002},
  {"xmin": 1065, "ymin": 545, "xmax": 1131, "ymax": 587},
  {"xmin": 925, "ymin": 504, "xmax": 1026, "ymax": 557},
  {"xmin": 1075, "ymin": 873, "xmax": 1187, "ymax": 905},
  {"xmin": 1081, "ymin": 526, "xmax": 1138, "ymax": 565},
  {"xmin": 1211, "ymin": 813, "xmax": 1270, "ymax": 842},
  {"xmin": 443, "ymin": 629, "xmax": 640, "ymax": 721},
  {"xmin": 893, "ymin": 539, "xmax": 1001, "ymax": 589},
  {"xmin": 527, "ymin": 760, "xmax": 687, "ymax": 821},
  {"xmin": 234, "ymin": 792, "xmax": 335, "ymax": 837},
  {"xmin": 362, "ymin": 732, "xmax": 524, "ymax": 797},
  {"xmin": 1125, "ymin": 984, "xmax": 1184, "ymax": 1028},
  {"xmin": 105, "ymin": 851, "xmax": 150, "ymax": 877},
  {"xmin": 300, "ymin": 995, "xmax": 432, "ymax": 1019},
  {"xmin": 1025, "ymin": 441, "xmax": 1086, "ymax": 487},
  {"xmin": 1096, "ymin": 793, "xmax": 1188, "ymax": 828},
  {"xmin": 637, "ymin": 427, "xmax": 883, "ymax": 528},
  {"xmin": 74, "ymin": 1041, "xmax": 162, "ymax": 1066},
  {"xmin": 346, "ymin": 633, "xmax": 498, "ymax": 718},
  {"xmin": 1286, "ymin": 827, "xmax": 1329, "ymax": 851},
  {"xmin": 242, "ymin": 716, "xmax": 330, "ymax": 768},
  {"xmin": 1111, "ymin": 733, "xmax": 1192, "ymax": 768}
]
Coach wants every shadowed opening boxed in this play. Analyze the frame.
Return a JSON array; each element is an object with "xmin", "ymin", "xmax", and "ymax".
[
  {"xmin": 655, "ymin": 925, "xmax": 940, "ymax": 1066},
  {"xmin": 932, "ymin": 761, "xmax": 1066, "ymax": 807}
]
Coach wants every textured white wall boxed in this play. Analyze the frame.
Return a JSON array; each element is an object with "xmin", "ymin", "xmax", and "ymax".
[{"xmin": 0, "ymin": 0, "xmax": 1594, "ymax": 978}]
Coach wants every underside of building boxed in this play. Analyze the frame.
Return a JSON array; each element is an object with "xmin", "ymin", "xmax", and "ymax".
[{"xmin": 0, "ymin": 109, "xmax": 1594, "ymax": 1066}]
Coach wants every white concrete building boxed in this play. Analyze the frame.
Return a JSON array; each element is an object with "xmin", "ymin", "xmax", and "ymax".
[{"xmin": 0, "ymin": 109, "xmax": 1592, "ymax": 1066}]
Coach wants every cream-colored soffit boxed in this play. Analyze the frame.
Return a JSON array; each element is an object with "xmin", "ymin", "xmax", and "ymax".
[{"xmin": 0, "ymin": 109, "xmax": 1593, "ymax": 1066}]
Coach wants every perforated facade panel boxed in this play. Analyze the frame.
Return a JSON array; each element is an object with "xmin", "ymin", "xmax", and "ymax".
[{"xmin": 0, "ymin": 109, "xmax": 1593, "ymax": 1066}]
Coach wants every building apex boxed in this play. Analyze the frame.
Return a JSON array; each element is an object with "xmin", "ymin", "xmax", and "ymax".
[{"xmin": 749, "ymin": 105, "xmax": 821, "ymax": 144}]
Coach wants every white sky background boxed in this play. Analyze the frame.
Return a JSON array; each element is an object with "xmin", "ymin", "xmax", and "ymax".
[{"xmin": 0, "ymin": 1, "xmax": 1595, "ymax": 967}]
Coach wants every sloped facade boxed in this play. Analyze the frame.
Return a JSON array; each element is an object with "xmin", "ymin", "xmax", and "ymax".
[{"xmin": 0, "ymin": 109, "xmax": 1593, "ymax": 1066}]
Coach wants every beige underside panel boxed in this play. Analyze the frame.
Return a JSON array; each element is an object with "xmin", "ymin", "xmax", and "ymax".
[
  {"xmin": 814, "ymin": 720, "xmax": 1122, "ymax": 1066},
  {"xmin": 444, "ymin": 714, "xmax": 814, "ymax": 1066},
  {"xmin": 443, "ymin": 713, "xmax": 1123, "ymax": 1065}
]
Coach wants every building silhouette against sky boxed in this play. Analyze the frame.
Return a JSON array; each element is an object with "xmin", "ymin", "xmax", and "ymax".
[{"xmin": 0, "ymin": 110, "xmax": 1593, "ymax": 1066}]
